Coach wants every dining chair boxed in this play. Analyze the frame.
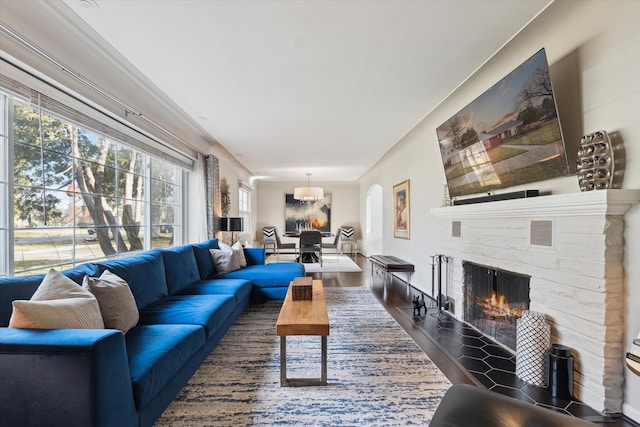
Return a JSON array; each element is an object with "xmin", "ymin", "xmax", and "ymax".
[
  {"xmin": 340, "ymin": 226, "xmax": 356, "ymax": 256},
  {"xmin": 261, "ymin": 226, "xmax": 277, "ymax": 256},
  {"xmin": 299, "ymin": 230, "xmax": 323, "ymax": 266},
  {"xmin": 321, "ymin": 229, "xmax": 341, "ymax": 261},
  {"xmin": 262, "ymin": 226, "xmax": 297, "ymax": 261}
]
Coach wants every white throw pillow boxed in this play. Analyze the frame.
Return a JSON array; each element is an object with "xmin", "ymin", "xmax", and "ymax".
[
  {"xmin": 9, "ymin": 268, "xmax": 104, "ymax": 329},
  {"xmin": 210, "ymin": 244, "xmax": 241, "ymax": 274},
  {"xmin": 83, "ymin": 270, "xmax": 139, "ymax": 333},
  {"xmin": 232, "ymin": 241, "xmax": 247, "ymax": 267}
]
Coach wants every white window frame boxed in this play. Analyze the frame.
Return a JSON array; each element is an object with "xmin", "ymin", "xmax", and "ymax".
[
  {"xmin": 239, "ymin": 186, "xmax": 251, "ymax": 237},
  {"xmin": 1, "ymin": 85, "xmax": 187, "ymax": 276},
  {"xmin": 0, "ymin": 93, "xmax": 8, "ymax": 277}
]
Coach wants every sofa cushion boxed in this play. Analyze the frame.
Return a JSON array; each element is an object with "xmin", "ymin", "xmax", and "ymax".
[
  {"xmin": 243, "ymin": 247, "xmax": 266, "ymax": 265},
  {"xmin": 125, "ymin": 324, "xmax": 205, "ymax": 409},
  {"xmin": 174, "ymin": 278, "xmax": 252, "ymax": 304},
  {"xmin": 62, "ymin": 263, "xmax": 100, "ymax": 284},
  {"xmin": 191, "ymin": 238, "xmax": 220, "ymax": 279},
  {"xmin": 160, "ymin": 245, "xmax": 201, "ymax": 294},
  {"xmin": 97, "ymin": 251, "xmax": 168, "ymax": 310},
  {"xmin": 83, "ymin": 270, "xmax": 139, "ymax": 333},
  {"xmin": 9, "ymin": 269, "xmax": 104, "ymax": 329},
  {"xmin": 210, "ymin": 244, "xmax": 241, "ymax": 274},
  {"xmin": 215, "ymin": 263, "xmax": 304, "ymax": 288},
  {"xmin": 138, "ymin": 294, "xmax": 235, "ymax": 339}
]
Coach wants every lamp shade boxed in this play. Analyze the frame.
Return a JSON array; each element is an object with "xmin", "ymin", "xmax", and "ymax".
[
  {"xmin": 219, "ymin": 217, "xmax": 243, "ymax": 232},
  {"xmin": 293, "ymin": 186, "xmax": 324, "ymax": 201},
  {"xmin": 293, "ymin": 173, "xmax": 324, "ymax": 201}
]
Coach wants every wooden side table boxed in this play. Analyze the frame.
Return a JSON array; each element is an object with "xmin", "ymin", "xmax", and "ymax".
[{"xmin": 276, "ymin": 279, "xmax": 330, "ymax": 386}]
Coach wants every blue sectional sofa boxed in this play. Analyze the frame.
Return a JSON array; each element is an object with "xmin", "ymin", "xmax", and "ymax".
[{"xmin": 0, "ymin": 238, "xmax": 304, "ymax": 427}]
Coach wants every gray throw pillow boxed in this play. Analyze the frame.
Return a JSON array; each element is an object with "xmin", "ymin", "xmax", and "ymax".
[
  {"xmin": 83, "ymin": 270, "xmax": 139, "ymax": 333},
  {"xmin": 210, "ymin": 244, "xmax": 241, "ymax": 274},
  {"xmin": 232, "ymin": 241, "xmax": 247, "ymax": 267}
]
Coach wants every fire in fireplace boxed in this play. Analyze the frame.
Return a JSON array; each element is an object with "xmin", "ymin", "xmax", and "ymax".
[{"xmin": 463, "ymin": 262, "xmax": 530, "ymax": 350}]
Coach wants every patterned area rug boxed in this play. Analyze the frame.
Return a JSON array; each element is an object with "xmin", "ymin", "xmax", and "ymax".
[
  {"xmin": 266, "ymin": 254, "xmax": 363, "ymax": 273},
  {"xmin": 154, "ymin": 287, "xmax": 451, "ymax": 426}
]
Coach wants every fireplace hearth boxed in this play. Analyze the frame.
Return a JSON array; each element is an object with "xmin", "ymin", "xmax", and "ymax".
[{"xmin": 463, "ymin": 262, "xmax": 530, "ymax": 351}]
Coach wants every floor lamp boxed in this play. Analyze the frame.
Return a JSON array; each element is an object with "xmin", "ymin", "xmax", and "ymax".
[{"xmin": 220, "ymin": 217, "xmax": 243, "ymax": 245}]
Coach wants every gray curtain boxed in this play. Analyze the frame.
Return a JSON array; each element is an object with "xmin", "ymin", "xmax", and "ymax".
[{"xmin": 204, "ymin": 155, "xmax": 220, "ymax": 239}]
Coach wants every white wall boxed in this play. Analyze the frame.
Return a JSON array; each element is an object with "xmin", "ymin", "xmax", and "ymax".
[
  {"xmin": 255, "ymin": 181, "xmax": 360, "ymax": 248},
  {"xmin": 184, "ymin": 142, "xmax": 255, "ymax": 245},
  {"xmin": 365, "ymin": 184, "xmax": 384, "ymax": 256},
  {"xmin": 359, "ymin": 0, "xmax": 640, "ymax": 420},
  {"xmin": 213, "ymin": 148, "xmax": 256, "ymax": 244}
]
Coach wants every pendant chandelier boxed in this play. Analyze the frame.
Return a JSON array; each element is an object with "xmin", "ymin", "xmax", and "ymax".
[{"xmin": 293, "ymin": 173, "xmax": 324, "ymax": 202}]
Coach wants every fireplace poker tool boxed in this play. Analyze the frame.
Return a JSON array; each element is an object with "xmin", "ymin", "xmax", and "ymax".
[{"xmin": 430, "ymin": 254, "xmax": 450, "ymax": 318}]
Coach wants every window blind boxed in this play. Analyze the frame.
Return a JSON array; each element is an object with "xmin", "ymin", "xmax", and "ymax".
[{"xmin": 0, "ymin": 60, "xmax": 196, "ymax": 170}]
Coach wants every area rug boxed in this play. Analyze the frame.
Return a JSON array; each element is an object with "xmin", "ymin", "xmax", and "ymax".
[
  {"xmin": 266, "ymin": 254, "xmax": 363, "ymax": 273},
  {"xmin": 154, "ymin": 287, "xmax": 451, "ymax": 426}
]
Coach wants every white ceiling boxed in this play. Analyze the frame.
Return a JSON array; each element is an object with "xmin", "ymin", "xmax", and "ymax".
[{"xmin": 60, "ymin": 0, "xmax": 552, "ymax": 181}]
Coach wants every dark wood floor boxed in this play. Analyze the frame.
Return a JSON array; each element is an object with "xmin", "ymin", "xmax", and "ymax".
[{"xmin": 309, "ymin": 253, "xmax": 639, "ymax": 427}]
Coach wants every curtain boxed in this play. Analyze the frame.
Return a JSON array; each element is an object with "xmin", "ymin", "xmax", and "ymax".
[
  {"xmin": 187, "ymin": 153, "xmax": 209, "ymax": 242},
  {"xmin": 204, "ymin": 155, "xmax": 220, "ymax": 239}
]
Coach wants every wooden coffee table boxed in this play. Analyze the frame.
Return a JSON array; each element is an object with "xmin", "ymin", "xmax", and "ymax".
[{"xmin": 276, "ymin": 279, "xmax": 330, "ymax": 386}]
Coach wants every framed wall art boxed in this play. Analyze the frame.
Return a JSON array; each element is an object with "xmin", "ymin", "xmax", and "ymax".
[
  {"xmin": 393, "ymin": 180, "xmax": 410, "ymax": 239},
  {"xmin": 285, "ymin": 193, "xmax": 331, "ymax": 232}
]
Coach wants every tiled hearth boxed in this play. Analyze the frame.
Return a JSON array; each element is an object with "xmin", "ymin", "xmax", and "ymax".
[
  {"xmin": 430, "ymin": 190, "xmax": 640, "ymax": 414},
  {"xmin": 402, "ymin": 303, "xmax": 616, "ymax": 423}
]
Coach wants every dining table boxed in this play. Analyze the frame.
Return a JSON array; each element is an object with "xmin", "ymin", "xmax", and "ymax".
[
  {"xmin": 283, "ymin": 230, "xmax": 333, "ymax": 238},
  {"xmin": 282, "ymin": 230, "xmax": 333, "ymax": 263}
]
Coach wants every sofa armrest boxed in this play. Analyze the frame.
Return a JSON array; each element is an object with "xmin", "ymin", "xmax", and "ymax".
[
  {"xmin": 0, "ymin": 328, "xmax": 138, "ymax": 427},
  {"xmin": 244, "ymin": 247, "xmax": 266, "ymax": 265}
]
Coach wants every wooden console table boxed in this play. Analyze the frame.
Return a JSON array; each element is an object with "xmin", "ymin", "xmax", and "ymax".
[
  {"xmin": 276, "ymin": 279, "xmax": 330, "ymax": 386},
  {"xmin": 369, "ymin": 255, "xmax": 414, "ymax": 286}
]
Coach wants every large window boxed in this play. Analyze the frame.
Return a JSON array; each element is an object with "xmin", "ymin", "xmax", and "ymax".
[{"xmin": 3, "ymin": 89, "xmax": 184, "ymax": 276}]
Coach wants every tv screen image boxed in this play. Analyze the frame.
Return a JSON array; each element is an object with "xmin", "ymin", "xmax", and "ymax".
[{"xmin": 436, "ymin": 48, "xmax": 569, "ymax": 199}]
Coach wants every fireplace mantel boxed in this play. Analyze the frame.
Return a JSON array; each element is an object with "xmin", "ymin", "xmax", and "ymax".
[{"xmin": 431, "ymin": 189, "xmax": 640, "ymax": 219}]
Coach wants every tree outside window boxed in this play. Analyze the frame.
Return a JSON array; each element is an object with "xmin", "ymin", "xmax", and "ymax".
[{"xmin": 7, "ymin": 94, "xmax": 183, "ymax": 275}]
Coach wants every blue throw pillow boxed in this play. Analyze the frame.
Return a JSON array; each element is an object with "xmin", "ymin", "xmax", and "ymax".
[
  {"xmin": 97, "ymin": 251, "xmax": 168, "ymax": 310},
  {"xmin": 191, "ymin": 239, "xmax": 220, "ymax": 279},
  {"xmin": 160, "ymin": 245, "xmax": 201, "ymax": 294},
  {"xmin": 62, "ymin": 263, "xmax": 100, "ymax": 284}
]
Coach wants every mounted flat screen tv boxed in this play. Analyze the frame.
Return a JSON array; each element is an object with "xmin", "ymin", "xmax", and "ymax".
[{"xmin": 436, "ymin": 48, "xmax": 569, "ymax": 199}]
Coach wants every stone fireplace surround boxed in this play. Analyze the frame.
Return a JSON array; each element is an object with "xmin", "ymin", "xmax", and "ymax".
[{"xmin": 431, "ymin": 189, "xmax": 640, "ymax": 415}]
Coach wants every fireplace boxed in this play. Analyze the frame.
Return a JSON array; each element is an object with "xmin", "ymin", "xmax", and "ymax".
[
  {"xmin": 431, "ymin": 190, "xmax": 640, "ymax": 414},
  {"xmin": 463, "ymin": 262, "xmax": 530, "ymax": 350}
]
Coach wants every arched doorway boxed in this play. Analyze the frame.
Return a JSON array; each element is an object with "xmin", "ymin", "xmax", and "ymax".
[{"xmin": 366, "ymin": 184, "xmax": 383, "ymax": 256}]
